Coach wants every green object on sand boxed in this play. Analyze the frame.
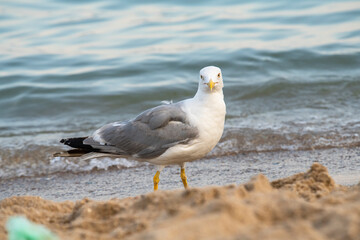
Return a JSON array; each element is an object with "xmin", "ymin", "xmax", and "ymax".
[{"xmin": 6, "ymin": 216, "xmax": 58, "ymax": 240}]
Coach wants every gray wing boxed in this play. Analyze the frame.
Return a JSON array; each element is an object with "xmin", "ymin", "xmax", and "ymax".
[{"xmin": 83, "ymin": 103, "xmax": 198, "ymax": 159}]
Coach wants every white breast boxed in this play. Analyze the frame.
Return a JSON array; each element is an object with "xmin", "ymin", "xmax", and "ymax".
[{"xmin": 184, "ymin": 93, "xmax": 226, "ymax": 155}]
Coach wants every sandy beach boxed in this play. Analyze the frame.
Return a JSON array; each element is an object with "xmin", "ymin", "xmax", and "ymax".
[{"xmin": 1, "ymin": 163, "xmax": 359, "ymax": 240}]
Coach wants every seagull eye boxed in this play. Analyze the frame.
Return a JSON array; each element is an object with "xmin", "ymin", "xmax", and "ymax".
[
  {"xmin": 200, "ymin": 75, "xmax": 204, "ymax": 80},
  {"xmin": 217, "ymin": 73, "xmax": 221, "ymax": 78}
]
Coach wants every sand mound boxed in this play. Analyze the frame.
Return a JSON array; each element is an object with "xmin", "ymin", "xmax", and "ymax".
[{"xmin": 1, "ymin": 163, "xmax": 359, "ymax": 240}]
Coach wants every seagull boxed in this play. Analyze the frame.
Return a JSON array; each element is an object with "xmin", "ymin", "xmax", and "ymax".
[{"xmin": 57, "ymin": 66, "xmax": 226, "ymax": 191}]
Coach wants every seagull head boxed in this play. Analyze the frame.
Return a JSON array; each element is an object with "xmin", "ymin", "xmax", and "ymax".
[{"xmin": 199, "ymin": 66, "xmax": 223, "ymax": 93}]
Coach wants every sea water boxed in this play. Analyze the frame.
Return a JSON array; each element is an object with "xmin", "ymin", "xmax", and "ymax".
[{"xmin": 0, "ymin": 0, "xmax": 360, "ymax": 180}]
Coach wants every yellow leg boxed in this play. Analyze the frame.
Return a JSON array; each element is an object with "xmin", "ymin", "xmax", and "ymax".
[
  {"xmin": 153, "ymin": 171, "xmax": 160, "ymax": 191},
  {"xmin": 181, "ymin": 168, "xmax": 188, "ymax": 189}
]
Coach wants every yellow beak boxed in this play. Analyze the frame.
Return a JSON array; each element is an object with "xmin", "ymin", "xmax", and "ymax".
[{"xmin": 207, "ymin": 79, "xmax": 215, "ymax": 91}]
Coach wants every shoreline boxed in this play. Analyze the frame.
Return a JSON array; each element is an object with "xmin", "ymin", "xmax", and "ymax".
[
  {"xmin": 1, "ymin": 163, "xmax": 359, "ymax": 240},
  {"xmin": 1, "ymin": 147, "xmax": 359, "ymax": 201}
]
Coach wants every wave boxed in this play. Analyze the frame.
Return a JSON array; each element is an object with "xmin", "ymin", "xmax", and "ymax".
[
  {"xmin": 1, "ymin": 122, "xmax": 359, "ymax": 180},
  {"xmin": 0, "ymin": 145, "xmax": 144, "ymax": 180},
  {"xmin": 211, "ymin": 126, "xmax": 360, "ymax": 157},
  {"xmin": 232, "ymin": 75, "xmax": 360, "ymax": 101},
  {"xmin": 1, "ymin": 0, "xmax": 359, "ymax": 180}
]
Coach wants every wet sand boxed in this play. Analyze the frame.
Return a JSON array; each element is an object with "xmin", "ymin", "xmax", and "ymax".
[
  {"xmin": 0, "ymin": 147, "xmax": 359, "ymax": 201},
  {"xmin": 1, "ymin": 163, "xmax": 360, "ymax": 240}
]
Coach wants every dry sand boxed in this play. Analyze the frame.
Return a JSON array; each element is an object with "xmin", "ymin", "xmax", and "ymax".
[{"xmin": 1, "ymin": 163, "xmax": 359, "ymax": 240}]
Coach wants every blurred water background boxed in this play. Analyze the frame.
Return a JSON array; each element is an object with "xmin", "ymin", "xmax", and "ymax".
[{"xmin": 0, "ymin": 0, "xmax": 360, "ymax": 180}]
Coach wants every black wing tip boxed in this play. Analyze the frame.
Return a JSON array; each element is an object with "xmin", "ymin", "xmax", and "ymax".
[{"xmin": 59, "ymin": 137, "xmax": 94, "ymax": 150}]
